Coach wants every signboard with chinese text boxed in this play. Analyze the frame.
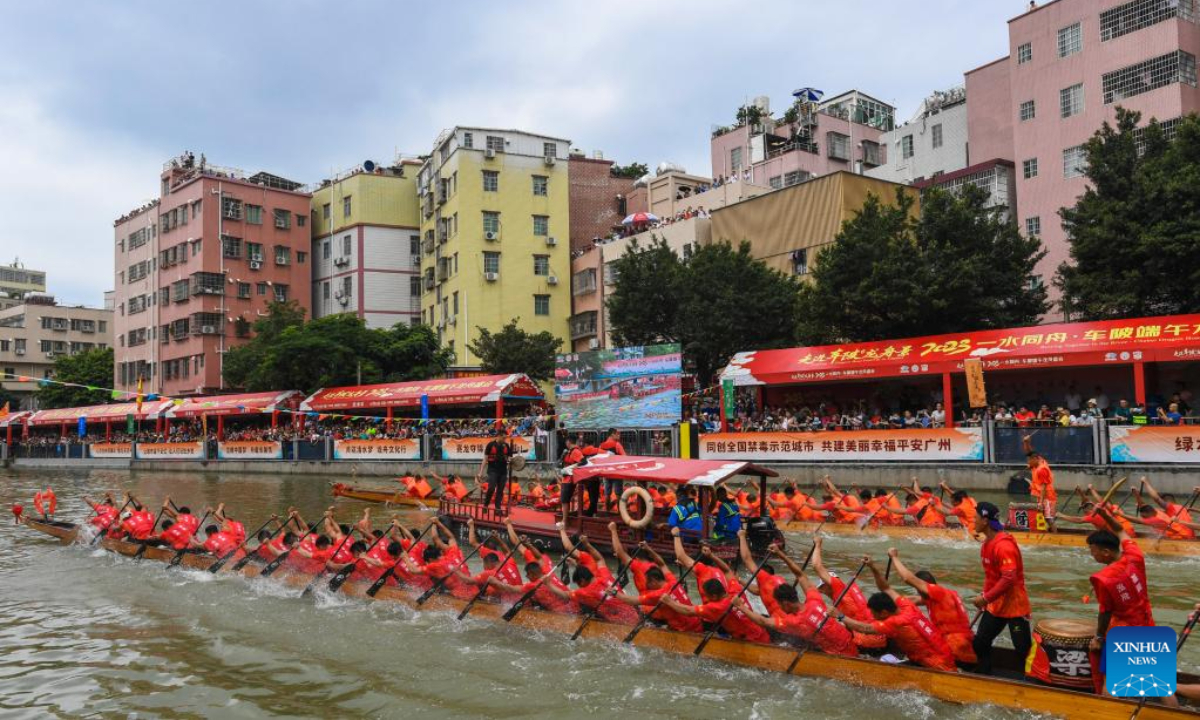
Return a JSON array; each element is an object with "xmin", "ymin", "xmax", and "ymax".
[
  {"xmin": 698, "ymin": 429, "xmax": 984, "ymax": 462},
  {"xmin": 89, "ymin": 442, "xmax": 133, "ymax": 459},
  {"xmin": 332, "ymin": 438, "xmax": 420, "ymax": 460},
  {"xmin": 134, "ymin": 442, "xmax": 206, "ymax": 460},
  {"xmin": 555, "ymin": 344, "xmax": 682, "ymax": 429},
  {"xmin": 1110, "ymin": 426, "xmax": 1200, "ymax": 463},
  {"xmin": 440, "ymin": 436, "xmax": 536, "ymax": 461},
  {"xmin": 217, "ymin": 441, "xmax": 283, "ymax": 460}
]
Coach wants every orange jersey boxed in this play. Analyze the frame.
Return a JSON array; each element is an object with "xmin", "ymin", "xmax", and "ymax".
[
  {"xmin": 1090, "ymin": 538, "xmax": 1153, "ymax": 629},
  {"xmin": 1030, "ymin": 462, "xmax": 1056, "ymax": 502},
  {"xmin": 921, "ymin": 583, "xmax": 976, "ymax": 664},
  {"xmin": 950, "ymin": 497, "xmax": 977, "ymax": 527},
  {"xmin": 868, "ymin": 597, "xmax": 957, "ymax": 672}
]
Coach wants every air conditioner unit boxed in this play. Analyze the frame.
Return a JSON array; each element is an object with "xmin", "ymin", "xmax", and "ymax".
[
  {"xmin": 249, "ymin": 253, "xmax": 263, "ymax": 262},
  {"xmin": 546, "ymin": 236, "xmax": 558, "ymax": 246},
  {"xmin": 334, "ymin": 257, "xmax": 349, "ymax": 267},
  {"xmin": 484, "ymin": 231, "xmax": 499, "ymax": 241},
  {"xmin": 447, "ymin": 316, "xmax": 456, "ymax": 325},
  {"xmin": 547, "ymin": 275, "xmax": 559, "ymax": 285},
  {"xmin": 334, "ymin": 290, "xmax": 344, "ymax": 299},
  {"xmin": 484, "ymin": 272, "xmax": 499, "ymax": 282},
  {"xmin": 485, "ymin": 148, "xmax": 496, "ymax": 159},
  {"xmin": 249, "ymin": 261, "xmax": 262, "ymax": 270},
  {"xmin": 337, "ymin": 296, "xmax": 349, "ymax": 306},
  {"xmin": 201, "ymin": 325, "xmax": 217, "ymax": 334},
  {"xmin": 437, "ymin": 319, "xmax": 446, "ymax": 329},
  {"xmin": 588, "ymin": 338, "xmax": 600, "ymax": 350},
  {"xmin": 14, "ymin": 349, "xmax": 25, "ymax": 356},
  {"xmin": 544, "ymin": 155, "xmax": 556, "ymax": 166}
]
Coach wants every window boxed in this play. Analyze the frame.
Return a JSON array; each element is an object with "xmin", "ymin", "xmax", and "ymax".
[
  {"xmin": 343, "ymin": 196, "xmax": 352, "ymax": 217},
  {"xmin": 341, "ymin": 276, "xmax": 352, "ymax": 298},
  {"xmin": 172, "ymin": 280, "xmax": 190, "ymax": 302},
  {"xmin": 257, "ymin": 282, "xmax": 267, "ymax": 296},
  {"xmin": 826, "ymin": 132, "xmax": 850, "ymax": 161},
  {"xmin": 297, "ymin": 251, "xmax": 307, "ymax": 264},
  {"xmin": 532, "ymin": 175, "xmax": 548, "ymax": 196},
  {"xmin": 1058, "ymin": 22, "xmax": 1082, "ymax": 58},
  {"xmin": 452, "ymin": 291, "xmax": 459, "ymax": 315},
  {"xmin": 274, "ymin": 208, "xmax": 291, "ymax": 229},
  {"xmin": 931, "ymin": 124, "xmax": 943, "ymax": 149},
  {"xmin": 543, "ymin": 142, "xmax": 557, "ymax": 158},
  {"xmin": 274, "ymin": 246, "xmax": 291, "ymax": 265},
  {"xmin": 410, "ymin": 276, "xmax": 420, "ymax": 297},
  {"xmin": 482, "ymin": 170, "xmax": 499, "ymax": 192},
  {"xmin": 901, "ymin": 135, "xmax": 914, "ymax": 159},
  {"xmin": 1060, "ymin": 83, "xmax": 1084, "ymax": 118},
  {"xmin": 1103, "ymin": 50, "xmax": 1197, "ymax": 103},
  {"xmin": 246, "ymin": 242, "xmax": 263, "ymax": 262},
  {"xmin": 322, "ymin": 281, "xmax": 330, "ymax": 300},
  {"xmin": 246, "ymin": 204, "xmax": 262, "ymax": 224},
  {"xmin": 410, "ymin": 235, "xmax": 420, "ymax": 256},
  {"xmin": 297, "ymin": 214, "xmax": 306, "ymax": 227},
  {"xmin": 768, "ymin": 176, "xmax": 782, "ymax": 190},
  {"xmin": 1017, "ymin": 42, "xmax": 1032, "ymax": 65},
  {"xmin": 532, "ymin": 215, "xmax": 549, "ymax": 236},
  {"xmin": 237, "ymin": 282, "xmax": 251, "ymax": 299},
  {"xmin": 343, "ymin": 234, "xmax": 352, "ymax": 255},
  {"xmin": 1063, "ymin": 145, "xmax": 1088, "ymax": 178},
  {"xmin": 274, "ymin": 284, "xmax": 289, "ymax": 303},
  {"xmin": 1022, "ymin": 158, "xmax": 1039, "ymax": 179},
  {"xmin": 322, "ymin": 203, "xmax": 331, "ymax": 220},
  {"xmin": 221, "ymin": 235, "xmax": 242, "ymax": 259},
  {"xmin": 221, "ymin": 196, "xmax": 243, "ymax": 220},
  {"xmin": 191, "ymin": 272, "xmax": 225, "ymax": 295},
  {"xmin": 533, "ymin": 294, "xmax": 550, "ymax": 316},
  {"xmin": 861, "ymin": 140, "xmax": 882, "ymax": 167},
  {"xmin": 322, "ymin": 240, "xmax": 331, "ymax": 259},
  {"xmin": 483, "ymin": 211, "xmax": 501, "ymax": 234},
  {"xmin": 533, "ymin": 254, "xmax": 550, "ymax": 276},
  {"xmin": 1019, "ymin": 100, "xmax": 1036, "ymax": 121},
  {"xmin": 730, "ymin": 147, "xmax": 743, "ymax": 172},
  {"xmin": 483, "ymin": 251, "xmax": 501, "ymax": 274},
  {"xmin": 783, "ymin": 170, "xmax": 809, "ymax": 186},
  {"xmin": 1101, "ymin": 0, "xmax": 1191, "ymax": 42},
  {"xmin": 463, "ymin": 132, "xmax": 473, "ymax": 149},
  {"xmin": 1025, "ymin": 216, "xmax": 1042, "ymax": 236},
  {"xmin": 486, "ymin": 135, "xmax": 504, "ymax": 153}
]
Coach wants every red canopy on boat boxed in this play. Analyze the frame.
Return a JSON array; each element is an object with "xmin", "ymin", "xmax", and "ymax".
[
  {"xmin": 569, "ymin": 455, "xmax": 777, "ymax": 486},
  {"xmin": 167, "ymin": 390, "xmax": 302, "ymax": 419},
  {"xmin": 27, "ymin": 400, "xmax": 174, "ymax": 426},
  {"xmin": 301, "ymin": 374, "xmax": 544, "ymax": 412}
]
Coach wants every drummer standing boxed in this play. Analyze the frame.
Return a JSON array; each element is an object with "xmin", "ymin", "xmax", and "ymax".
[
  {"xmin": 970, "ymin": 501, "xmax": 1033, "ymax": 675},
  {"xmin": 479, "ymin": 425, "xmax": 512, "ymax": 514},
  {"xmin": 1023, "ymin": 434, "xmax": 1058, "ymax": 532}
]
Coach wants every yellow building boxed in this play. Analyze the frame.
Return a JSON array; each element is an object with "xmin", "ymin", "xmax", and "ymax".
[
  {"xmin": 310, "ymin": 160, "xmax": 423, "ymax": 328},
  {"xmin": 418, "ymin": 128, "xmax": 571, "ymax": 365}
]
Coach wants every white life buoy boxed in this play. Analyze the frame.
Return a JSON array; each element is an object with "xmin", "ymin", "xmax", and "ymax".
[{"xmin": 619, "ymin": 486, "xmax": 654, "ymax": 529}]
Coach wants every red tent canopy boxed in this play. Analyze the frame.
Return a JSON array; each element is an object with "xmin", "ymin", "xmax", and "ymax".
[
  {"xmin": 721, "ymin": 313, "xmax": 1200, "ymax": 386},
  {"xmin": 0, "ymin": 411, "xmax": 31, "ymax": 428},
  {"xmin": 570, "ymin": 455, "xmax": 777, "ymax": 486},
  {"xmin": 27, "ymin": 400, "xmax": 174, "ymax": 426},
  {"xmin": 301, "ymin": 374, "xmax": 544, "ymax": 412},
  {"xmin": 167, "ymin": 390, "xmax": 302, "ymax": 419}
]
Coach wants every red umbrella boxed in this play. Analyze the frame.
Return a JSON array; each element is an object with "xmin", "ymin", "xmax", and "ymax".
[{"xmin": 622, "ymin": 212, "xmax": 659, "ymax": 225}]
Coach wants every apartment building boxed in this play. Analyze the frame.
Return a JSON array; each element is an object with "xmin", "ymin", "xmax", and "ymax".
[
  {"xmin": 0, "ymin": 261, "xmax": 47, "ymax": 309},
  {"xmin": 868, "ymin": 86, "xmax": 970, "ymax": 185},
  {"xmin": 0, "ymin": 294, "xmax": 112, "ymax": 409},
  {"xmin": 967, "ymin": 0, "xmax": 1200, "ymax": 313},
  {"xmin": 112, "ymin": 153, "xmax": 313, "ymax": 397},
  {"xmin": 311, "ymin": 160, "xmax": 422, "ymax": 328},
  {"xmin": 567, "ymin": 153, "xmax": 636, "ymax": 253},
  {"xmin": 417, "ymin": 128, "xmax": 571, "ymax": 365}
]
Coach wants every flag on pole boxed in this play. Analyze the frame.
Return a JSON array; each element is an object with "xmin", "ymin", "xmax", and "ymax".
[{"xmin": 136, "ymin": 376, "xmax": 144, "ymax": 413}]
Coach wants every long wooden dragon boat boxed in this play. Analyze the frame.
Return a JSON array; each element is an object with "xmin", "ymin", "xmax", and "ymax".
[
  {"xmin": 330, "ymin": 482, "xmax": 439, "ymax": 508},
  {"xmin": 21, "ymin": 516, "xmax": 1197, "ymax": 720},
  {"xmin": 779, "ymin": 519, "xmax": 1200, "ymax": 557}
]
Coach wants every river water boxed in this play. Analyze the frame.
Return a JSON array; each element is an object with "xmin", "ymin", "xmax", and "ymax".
[{"xmin": 1, "ymin": 467, "xmax": 1196, "ymax": 719}]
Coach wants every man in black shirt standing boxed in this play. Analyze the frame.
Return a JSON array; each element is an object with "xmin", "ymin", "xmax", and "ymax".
[{"xmin": 479, "ymin": 426, "xmax": 512, "ymax": 514}]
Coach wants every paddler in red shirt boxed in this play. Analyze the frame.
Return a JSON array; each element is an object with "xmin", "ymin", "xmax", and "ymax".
[
  {"xmin": 543, "ymin": 535, "xmax": 638, "ymax": 624},
  {"xmin": 200, "ymin": 521, "xmax": 241, "ymax": 560},
  {"xmin": 735, "ymin": 527, "xmax": 787, "ymax": 618},
  {"xmin": 213, "ymin": 503, "xmax": 246, "ymax": 545},
  {"xmin": 969, "ymin": 501, "xmax": 1032, "ymax": 675},
  {"xmin": 734, "ymin": 545, "xmax": 858, "ymax": 656},
  {"xmin": 1024, "ymin": 434, "xmax": 1058, "ymax": 532},
  {"xmin": 658, "ymin": 577, "xmax": 771, "ymax": 644},
  {"xmin": 670, "ymin": 528, "xmax": 738, "ymax": 602},
  {"xmin": 1085, "ymin": 506, "xmax": 1154, "ymax": 657},
  {"xmin": 1133, "ymin": 478, "xmax": 1197, "ymax": 539},
  {"xmin": 838, "ymin": 556, "xmax": 957, "ymax": 672},
  {"xmin": 1129, "ymin": 484, "xmax": 1198, "ymax": 539},
  {"xmin": 1056, "ymin": 497, "xmax": 1138, "ymax": 538},
  {"xmin": 810, "ymin": 536, "xmax": 886, "ymax": 651},
  {"xmin": 885, "ymin": 548, "xmax": 976, "ymax": 665},
  {"xmin": 84, "ymin": 494, "xmax": 119, "ymax": 533},
  {"xmin": 119, "ymin": 495, "xmax": 158, "ymax": 541},
  {"xmin": 606, "ymin": 527, "xmax": 702, "ymax": 632}
]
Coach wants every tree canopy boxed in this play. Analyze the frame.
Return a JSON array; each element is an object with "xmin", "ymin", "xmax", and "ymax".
[
  {"xmin": 610, "ymin": 162, "xmax": 649, "ymax": 180},
  {"xmin": 35, "ymin": 347, "xmax": 114, "ymax": 409},
  {"xmin": 797, "ymin": 186, "xmax": 1047, "ymax": 344},
  {"xmin": 1056, "ymin": 108, "xmax": 1200, "ymax": 319},
  {"xmin": 468, "ymin": 319, "xmax": 561, "ymax": 381},
  {"xmin": 605, "ymin": 238, "xmax": 683, "ymax": 347},
  {"xmin": 222, "ymin": 302, "xmax": 452, "ymax": 393}
]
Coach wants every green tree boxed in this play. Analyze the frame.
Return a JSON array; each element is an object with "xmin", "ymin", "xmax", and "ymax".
[
  {"xmin": 606, "ymin": 237, "xmax": 684, "ymax": 346},
  {"xmin": 797, "ymin": 186, "xmax": 1047, "ymax": 344},
  {"xmin": 610, "ymin": 162, "xmax": 649, "ymax": 179},
  {"xmin": 1057, "ymin": 109, "xmax": 1200, "ymax": 319},
  {"xmin": 677, "ymin": 241, "xmax": 800, "ymax": 383},
  {"xmin": 469, "ymin": 319, "xmax": 561, "ymax": 381},
  {"xmin": 223, "ymin": 304, "xmax": 451, "ymax": 392},
  {"xmin": 35, "ymin": 347, "xmax": 114, "ymax": 409}
]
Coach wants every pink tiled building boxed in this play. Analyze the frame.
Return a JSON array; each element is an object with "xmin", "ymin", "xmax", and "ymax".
[
  {"xmin": 968, "ymin": 0, "xmax": 1200, "ymax": 316},
  {"xmin": 113, "ymin": 153, "xmax": 313, "ymax": 397}
]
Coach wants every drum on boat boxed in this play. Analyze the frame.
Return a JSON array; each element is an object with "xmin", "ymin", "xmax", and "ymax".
[
  {"xmin": 1027, "ymin": 618, "xmax": 1096, "ymax": 691},
  {"xmin": 1007, "ymin": 502, "xmax": 1047, "ymax": 532}
]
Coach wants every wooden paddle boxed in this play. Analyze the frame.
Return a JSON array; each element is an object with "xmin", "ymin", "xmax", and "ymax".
[
  {"xmin": 327, "ymin": 530, "xmax": 390, "ymax": 594},
  {"xmin": 1128, "ymin": 609, "xmax": 1198, "ymax": 719},
  {"xmin": 790, "ymin": 542, "xmax": 818, "ymax": 589},
  {"xmin": 261, "ymin": 516, "xmax": 323, "ymax": 578},
  {"xmin": 167, "ymin": 510, "xmax": 212, "ymax": 568},
  {"xmin": 458, "ymin": 540, "xmax": 523, "ymax": 620},
  {"xmin": 416, "ymin": 542, "xmax": 485, "ymax": 606},
  {"xmin": 1099, "ymin": 477, "xmax": 1128, "ymax": 509},
  {"xmin": 133, "ymin": 504, "xmax": 169, "ymax": 562},
  {"xmin": 503, "ymin": 547, "xmax": 578, "ymax": 622},
  {"xmin": 622, "ymin": 560, "xmax": 696, "ymax": 644},
  {"xmin": 785, "ymin": 559, "xmax": 868, "ymax": 673},
  {"xmin": 693, "ymin": 551, "xmax": 773, "ymax": 656},
  {"xmin": 855, "ymin": 490, "xmax": 899, "ymax": 531},
  {"xmin": 231, "ymin": 515, "xmax": 290, "ymax": 573},
  {"xmin": 365, "ymin": 522, "xmax": 436, "ymax": 597},
  {"xmin": 209, "ymin": 515, "xmax": 276, "ymax": 574},
  {"xmin": 570, "ymin": 545, "xmax": 645, "ymax": 641},
  {"xmin": 301, "ymin": 530, "xmax": 356, "ymax": 597},
  {"xmin": 90, "ymin": 498, "xmax": 132, "ymax": 546}
]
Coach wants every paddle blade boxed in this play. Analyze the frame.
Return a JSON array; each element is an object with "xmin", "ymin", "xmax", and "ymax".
[
  {"xmin": 366, "ymin": 570, "xmax": 393, "ymax": 597},
  {"xmin": 501, "ymin": 600, "xmax": 526, "ymax": 622},
  {"xmin": 231, "ymin": 553, "xmax": 256, "ymax": 572},
  {"xmin": 300, "ymin": 572, "xmax": 326, "ymax": 598},
  {"xmin": 327, "ymin": 568, "xmax": 355, "ymax": 593},
  {"xmin": 260, "ymin": 552, "xmax": 289, "ymax": 577}
]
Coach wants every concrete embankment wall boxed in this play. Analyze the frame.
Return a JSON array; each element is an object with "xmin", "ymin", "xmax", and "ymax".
[{"xmin": 7, "ymin": 458, "xmax": 1200, "ymax": 494}]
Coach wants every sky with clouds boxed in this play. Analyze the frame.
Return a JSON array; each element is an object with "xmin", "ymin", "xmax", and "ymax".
[{"xmin": 0, "ymin": 0, "xmax": 1022, "ymax": 306}]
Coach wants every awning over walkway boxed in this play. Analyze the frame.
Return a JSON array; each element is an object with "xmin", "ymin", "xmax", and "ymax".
[
  {"xmin": 27, "ymin": 400, "xmax": 174, "ymax": 426},
  {"xmin": 0, "ymin": 411, "xmax": 31, "ymax": 428},
  {"xmin": 167, "ymin": 390, "xmax": 302, "ymax": 419},
  {"xmin": 301, "ymin": 374, "xmax": 544, "ymax": 412},
  {"xmin": 720, "ymin": 314, "xmax": 1200, "ymax": 386}
]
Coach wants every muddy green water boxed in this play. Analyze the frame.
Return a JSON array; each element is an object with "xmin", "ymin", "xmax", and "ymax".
[{"xmin": 1, "ymin": 468, "xmax": 1196, "ymax": 719}]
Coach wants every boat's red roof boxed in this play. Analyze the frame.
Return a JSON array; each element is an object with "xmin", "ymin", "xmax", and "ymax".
[{"xmin": 569, "ymin": 455, "xmax": 777, "ymax": 486}]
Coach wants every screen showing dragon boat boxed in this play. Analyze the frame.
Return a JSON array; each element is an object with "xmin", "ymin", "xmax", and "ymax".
[{"xmin": 555, "ymin": 344, "xmax": 682, "ymax": 429}]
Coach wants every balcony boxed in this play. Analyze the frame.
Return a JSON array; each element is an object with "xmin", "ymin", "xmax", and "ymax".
[{"xmin": 570, "ymin": 311, "xmax": 598, "ymax": 340}]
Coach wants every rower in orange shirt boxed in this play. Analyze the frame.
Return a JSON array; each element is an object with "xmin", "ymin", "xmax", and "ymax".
[
  {"xmin": 969, "ymin": 501, "xmax": 1032, "ymax": 675},
  {"xmin": 1138, "ymin": 477, "xmax": 1196, "ymax": 535},
  {"xmin": 1024, "ymin": 434, "xmax": 1058, "ymax": 532},
  {"xmin": 766, "ymin": 483, "xmax": 789, "ymax": 521},
  {"xmin": 885, "ymin": 547, "xmax": 976, "ymax": 665},
  {"xmin": 932, "ymin": 481, "xmax": 978, "ymax": 530},
  {"xmin": 528, "ymin": 480, "xmax": 545, "ymax": 505},
  {"xmin": 1128, "ymin": 492, "xmax": 1198, "ymax": 539},
  {"xmin": 1057, "ymin": 491, "xmax": 1137, "ymax": 537},
  {"xmin": 885, "ymin": 480, "xmax": 947, "ymax": 528}
]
